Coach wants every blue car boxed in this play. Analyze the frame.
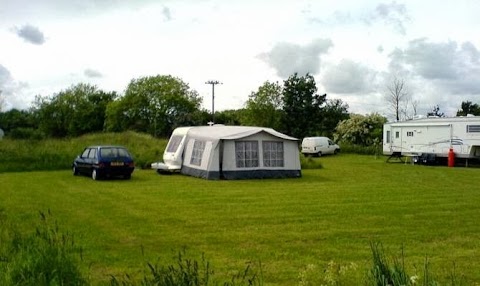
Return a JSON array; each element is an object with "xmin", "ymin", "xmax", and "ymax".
[{"xmin": 72, "ymin": 145, "xmax": 135, "ymax": 180}]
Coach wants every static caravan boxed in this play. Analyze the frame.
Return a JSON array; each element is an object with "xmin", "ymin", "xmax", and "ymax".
[
  {"xmin": 152, "ymin": 125, "xmax": 302, "ymax": 180},
  {"xmin": 383, "ymin": 116, "xmax": 480, "ymax": 160}
]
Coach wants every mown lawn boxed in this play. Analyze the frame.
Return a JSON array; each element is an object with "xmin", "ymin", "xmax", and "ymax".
[{"xmin": 1, "ymin": 154, "xmax": 480, "ymax": 285}]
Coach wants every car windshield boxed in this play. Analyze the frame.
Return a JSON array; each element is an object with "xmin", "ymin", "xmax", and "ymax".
[{"xmin": 100, "ymin": 147, "xmax": 130, "ymax": 158}]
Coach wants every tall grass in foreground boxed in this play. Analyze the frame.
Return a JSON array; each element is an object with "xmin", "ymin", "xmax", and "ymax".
[
  {"xmin": 109, "ymin": 251, "xmax": 263, "ymax": 286},
  {"xmin": 0, "ymin": 209, "xmax": 469, "ymax": 286},
  {"xmin": 0, "ymin": 209, "xmax": 87, "ymax": 286},
  {"xmin": 0, "ymin": 210, "xmax": 263, "ymax": 286},
  {"xmin": 367, "ymin": 242, "xmax": 468, "ymax": 286}
]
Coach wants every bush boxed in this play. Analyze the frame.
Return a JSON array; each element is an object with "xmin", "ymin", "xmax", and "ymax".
[
  {"xmin": 300, "ymin": 155, "xmax": 323, "ymax": 169},
  {"xmin": 338, "ymin": 143, "xmax": 382, "ymax": 156},
  {"xmin": 8, "ymin": 127, "xmax": 45, "ymax": 140}
]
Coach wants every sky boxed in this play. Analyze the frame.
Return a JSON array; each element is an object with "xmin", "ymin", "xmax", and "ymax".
[{"xmin": 1, "ymin": 0, "xmax": 480, "ymax": 120}]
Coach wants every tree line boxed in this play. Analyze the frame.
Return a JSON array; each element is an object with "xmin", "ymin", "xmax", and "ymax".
[
  {"xmin": 2, "ymin": 73, "xmax": 475, "ymax": 146},
  {"xmin": 0, "ymin": 73, "xmax": 359, "ymax": 141}
]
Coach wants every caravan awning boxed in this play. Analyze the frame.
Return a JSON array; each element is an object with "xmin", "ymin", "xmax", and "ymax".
[{"xmin": 187, "ymin": 126, "xmax": 298, "ymax": 141}]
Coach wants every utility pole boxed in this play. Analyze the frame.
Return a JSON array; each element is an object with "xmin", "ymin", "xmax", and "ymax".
[{"xmin": 205, "ymin": 80, "xmax": 222, "ymax": 124}]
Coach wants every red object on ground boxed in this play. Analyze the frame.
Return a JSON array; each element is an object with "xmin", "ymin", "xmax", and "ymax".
[{"xmin": 448, "ymin": 148, "xmax": 455, "ymax": 167}]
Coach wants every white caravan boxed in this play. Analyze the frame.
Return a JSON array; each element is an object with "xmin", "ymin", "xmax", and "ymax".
[
  {"xmin": 151, "ymin": 127, "xmax": 192, "ymax": 172},
  {"xmin": 383, "ymin": 116, "xmax": 480, "ymax": 159},
  {"xmin": 301, "ymin": 137, "xmax": 340, "ymax": 156},
  {"xmin": 151, "ymin": 125, "xmax": 302, "ymax": 180}
]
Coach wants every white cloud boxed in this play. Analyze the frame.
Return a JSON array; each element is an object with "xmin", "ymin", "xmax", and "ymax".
[
  {"xmin": 258, "ymin": 39, "xmax": 333, "ymax": 78},
  {"xmin": 321, "ymin": 59, "xmax": 378, "ymax": 94},
  {"xmin": 0, "ymin": 64, "xmax": 30, "ymax": 110},
  {"xmin": 389, "ymin": 38, "xmax": 480, "ymax": 94}
]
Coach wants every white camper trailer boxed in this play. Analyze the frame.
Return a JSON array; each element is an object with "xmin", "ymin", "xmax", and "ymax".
[
  {"xmin": 152, "ymin": 125, "xmax": 302, "ymax": 180},
  {"xmin": 383, "ymin": 116, "xmax": 480, "ymax": 161}
]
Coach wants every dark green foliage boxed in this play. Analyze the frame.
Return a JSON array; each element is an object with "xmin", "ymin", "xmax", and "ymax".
[
  {"xmin": 214, "ymin": 109, "xmax": 244, "ymax": 126},
  {"xmin": 241, "ymin": 81, "xmax": 284, "ymax": 130},
  {"xmin": 319, "ymin": 99, "xmax": 349, "ymax": 138},
  {"xmin": 0, "ymin": 109, "xmax": 40, "ymax": 139},
  {"xmin": 282, "ymin": 73, "xmax": 326, "ymax": 139},
  {"xmin": 338, "ymin": 143, "xmax": 382, "ymax": 155},
  {"xmin": 299, "ymin": 155, "xmax": 323, "ymax": 169},
  {"xmin": 32, "ymin": 83, "xmax": 117, "ymax": 138},
  {"xmin": 105, "ymin": 75, "xmax": 202, "ymax": 137},
  {"xmin": 0, "ymin": 210, "xmax": 87, "ymax": 286},
  {"xmin": 456, "ymin": 101, "xmax": 480, "ymax": 116}
]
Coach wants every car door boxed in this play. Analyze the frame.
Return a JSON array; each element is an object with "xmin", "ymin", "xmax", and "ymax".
[
  {"xmin": 327, "ymin": 139, "xmax": 336, "ymax": 154},
  {"xmin": 86, "ymin": 148, "xmax": 98, "ymax": 170},
  {"xmin": 77, "ymin": 148, "xmax": 96, "ymax": 173},
  {"xmin": 76, "ymin": 148, "xmax": 91, "ymax": 173}
]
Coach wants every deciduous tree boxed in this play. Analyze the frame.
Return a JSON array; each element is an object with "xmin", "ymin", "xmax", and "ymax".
[
  {"xmin": 320, "ymin": 98, "xmax": 349, "ymax": 138},
  {"xmin": 457, "ymin": 101, "xmax": 480, "ymax": 116},
  {"xmin": 0, "ymin": 108, "xmax": 39, "ymax": 139},
  {"xmin": 105, "ymin": 75, "xmax": 201, "ymax": 137},
  {"xmin": 282, "ymin": 73, "xmax": 326, "ymax": 139},
  {"xmin": 385, "ymin": 77, "xmax": 409, "ymax": 121},
  {"xmin": 334, "ymin": 113, "xmax": 387, "ymax": 146},
  {"xmin": 241, "ymin": 81, "xmax": 284, "ymax": 130},
  {"xmin": 34, "ymin": 83, "xmax": 117, "ymax": 137}
]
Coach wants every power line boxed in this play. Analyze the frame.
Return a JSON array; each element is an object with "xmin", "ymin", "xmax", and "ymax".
[{"xmin": 205, "ymin": 80, "xmax": 222, "ymax": 124}]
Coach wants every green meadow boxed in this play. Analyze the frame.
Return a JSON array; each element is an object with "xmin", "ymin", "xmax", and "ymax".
[{"xmin": 1, "ymin": 148, "xmax": 480, "ymax": 284}]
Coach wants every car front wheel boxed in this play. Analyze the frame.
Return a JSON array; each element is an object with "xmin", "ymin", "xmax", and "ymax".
[{"xmin": 73, "ymin": 166, "xmax": 79, "ymax": 176}]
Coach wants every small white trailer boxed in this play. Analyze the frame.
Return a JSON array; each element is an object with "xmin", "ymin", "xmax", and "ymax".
[{"xmin": 383, "ymin": 116, "xmax": 480, "ymax": 162}]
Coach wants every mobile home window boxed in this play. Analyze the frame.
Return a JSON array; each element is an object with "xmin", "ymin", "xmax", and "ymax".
[
  {"xmin": 467, "ymin": 125, "xmax": 480, "ymax": 133},
  {"xmin": 263, "ymin": 141, "xmax": 284, "ymax": 167},
  {"xmin": 190, "ymin": 140, "xmax": 206, "ymax": 166},
  {"xmin": 395, "ymin": 131, "xmax": 400, "ymax": 138},
  {"xmin": 407, "ymin": 131, "xmax": 414, "ymax": 137},
  {"xmin": 235, "ymin": 141, "xmax": 259, "ymax": 168},
  {"xmin": 166, "ymin": 135, "xmax": 183, "ymax": 152},
  {"xmin": 386, "ymin": 131, "xmax": 391, "ymax": 143}
]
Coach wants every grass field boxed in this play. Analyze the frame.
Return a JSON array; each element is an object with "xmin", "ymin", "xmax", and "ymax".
[{"xmin": 1, "ymin": 154, "xmax": 480, "ymax": 285}]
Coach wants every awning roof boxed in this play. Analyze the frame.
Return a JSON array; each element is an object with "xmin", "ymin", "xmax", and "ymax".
[{"xmin": 187, "ymin": 125, "xmax": 298, "ymax": 141}]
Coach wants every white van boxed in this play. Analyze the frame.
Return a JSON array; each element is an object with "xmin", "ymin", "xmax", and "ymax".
[{"xmin": 301, "ymin": 137, "xmax": 340, "ymax": 156}]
